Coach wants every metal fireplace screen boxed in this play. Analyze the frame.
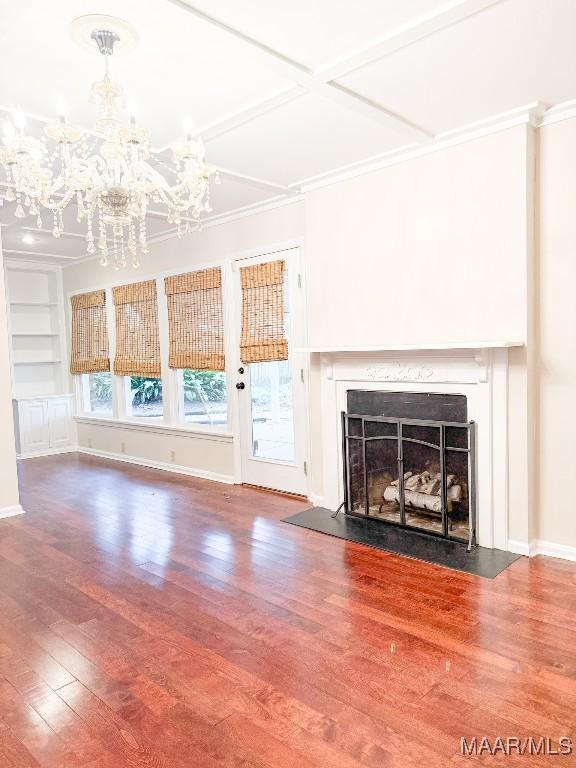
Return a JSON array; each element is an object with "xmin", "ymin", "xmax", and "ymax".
[{"xmin": 341, "ymin": 412, "xmax": 477, "ymax": 550}]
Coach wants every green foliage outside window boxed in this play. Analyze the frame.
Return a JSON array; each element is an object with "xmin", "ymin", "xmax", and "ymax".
[
  {"xmin": 89, "ymin": 370, "xmax": 225, "ymax": 406},
  {"xmin": 183, "ymin": 369, "xmax": 226, "ymax": 403}
]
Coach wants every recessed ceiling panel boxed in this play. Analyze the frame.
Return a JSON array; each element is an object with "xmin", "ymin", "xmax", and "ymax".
[
  {"xmin": 339, "ymin": 0, "xmax": 576, "ymax": 135},
  {"xmin": 0, "ymin": 0, "xmax": 291, "ymax": 149},
  {"xmin": 185, "ymin": 0, "xmax": 448, "ymax": 69},
  {"xmin": 208, "ymin": 176, "xmax": 282, "ymax": 214},
  {"xmin": 206, "ymin": 93, "xmax": 415, "ymax": 186}
]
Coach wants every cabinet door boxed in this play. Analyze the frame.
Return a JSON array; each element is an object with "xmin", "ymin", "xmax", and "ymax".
[
  {"xmin": 20, "ymin": 400, "xmax": 50, "ymax": 454},
  {"xmin": 48, "ymin": 398, "xmax": 72, "ymax": 449}
]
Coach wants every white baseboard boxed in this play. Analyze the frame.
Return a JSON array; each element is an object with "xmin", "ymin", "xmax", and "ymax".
[
  {"xmin": 18, "ymin": 446, "xmax": 77, "ymax": 460},
  {"xmin": 307, "ymin": 494, "xmax": 325, "ymax": 507},
  {"xmin": 529, "ymin": 539, "xmax": 576, "ymax": 563},
  {"xmin": 78, "ymin": 446, "xmax": 235, "ymax": 485},
  {"xmin": 507, "ymin": 539, "xmax": 530, "ymax": 556},
  {"xmin": 0, "ymin": 504, "xmax": 25, "ymax": 519},
  {"xmin": 507, "ymin": 537, "xmax": 576, "ymax": 562}
]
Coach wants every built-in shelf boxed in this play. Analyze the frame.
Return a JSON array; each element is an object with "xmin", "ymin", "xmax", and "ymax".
[
  {"xmin": 13, "ymin": 360, "xmax": 63, "ymax": 365},
  {"xmin": 6, "ymin": 264, "xmax": 67, "ymax": 399},
  {"xmin": 11, "ymin": 332, "xmax": 59, "ymax": 337}
]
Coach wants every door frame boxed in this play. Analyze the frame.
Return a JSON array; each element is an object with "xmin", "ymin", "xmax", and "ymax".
[{"xmin": 227, "ymin": 239, "xmax": 310, "ymax": 497}]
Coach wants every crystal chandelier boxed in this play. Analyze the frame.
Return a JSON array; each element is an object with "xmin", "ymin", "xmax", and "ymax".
[{"xmin": 0, "ymin": 20, "xmax": 218, "ymax": 269}]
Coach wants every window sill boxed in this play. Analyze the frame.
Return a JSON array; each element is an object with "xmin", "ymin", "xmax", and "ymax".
[{"xmin": 74, "ymin": 415, "xmax": 234, "ymax": 442}]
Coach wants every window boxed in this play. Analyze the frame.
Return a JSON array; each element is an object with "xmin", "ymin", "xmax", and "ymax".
[
  {"xmin": 182, "ymin": 369, "xmax": 227, "ymax": 427},
  {"xmin": 126, "ymin": 376, "xmax": 163, "ymax": 420},
  {"xmin": 81, "ymin": 372, "xmax": 113, "ymax": 415}
]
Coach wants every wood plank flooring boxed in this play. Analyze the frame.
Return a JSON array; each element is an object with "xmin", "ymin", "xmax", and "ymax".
[{"xmin": 0, "ymin": 452, "xmax": 574, "ymax": 766}]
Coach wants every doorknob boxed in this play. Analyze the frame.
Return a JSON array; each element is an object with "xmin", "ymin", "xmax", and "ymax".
[
  {"xmin": 235, "ymin": 382, "xmax": 245, "ymax": 390},
  {"xmin": 238, "ymin": 367, "xmax": 244, "ymax": 374}
]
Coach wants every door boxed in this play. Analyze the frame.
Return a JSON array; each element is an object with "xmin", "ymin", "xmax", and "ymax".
[
  {"xmin": 235, "ymin": 248, "xmax": 308, "ymax": 496},
  {"xmin": 20, "ymin": 399, "xmax": 50, "ymax": 454}
]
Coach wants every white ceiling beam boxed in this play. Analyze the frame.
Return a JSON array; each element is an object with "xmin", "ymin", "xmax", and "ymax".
[
  {"xmin": 215, "ymin": 167, "xmax": 294, "ymax": 193},
  {"xmin": 196, "ymin": 86, "xmax": 306, "ymax": 143},
  {"xmin": 163, "ymin": 0, "xmax": 432, "ymax": 140},
  {"xmin": 316, "ymin": 0, "xmax": 505, "ymax": 82}
]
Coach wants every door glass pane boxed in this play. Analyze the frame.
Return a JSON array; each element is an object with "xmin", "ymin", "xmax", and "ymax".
[
  {"xmin": 250, "ymin": 359, "xmax": 294, "ymax": 461},
  {"xmin": 249, "ymin": 267, "xmax": 294, "ymax": 462}
]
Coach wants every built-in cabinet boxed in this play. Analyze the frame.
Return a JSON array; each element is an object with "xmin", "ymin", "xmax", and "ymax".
[
  {"xmin": 12, "ymin": 395, "xmax": 75, "ymax": 457},
  {"xmin": 4, "ymin": 262, "xmax": 75, "ymax": 457}
]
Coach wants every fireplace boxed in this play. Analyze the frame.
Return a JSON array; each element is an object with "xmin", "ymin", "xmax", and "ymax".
[{"xmin": 341, "ymin": 390, "xmax": 477, "ymax": 550}]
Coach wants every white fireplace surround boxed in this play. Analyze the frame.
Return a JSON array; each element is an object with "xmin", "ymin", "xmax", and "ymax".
[{"xmin": 316, "ymin": 347, "xmax": 513, "ymax": 550}]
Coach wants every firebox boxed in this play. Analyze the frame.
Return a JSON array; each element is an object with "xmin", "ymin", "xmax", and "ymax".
[{"xmin": 340, "ymin": 390, "xmax": 477, "ymax": 550}]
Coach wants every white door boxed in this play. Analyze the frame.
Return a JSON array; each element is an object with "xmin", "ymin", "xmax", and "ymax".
[
  {"xmin": 235, "ymin": 248, "xmax": 308, "ymax": 496},
  {"xmin": 20, "ymin": 399, "xmax": 50, "ymax": 454},
  {"xmin": 48, "ymin": 397, "xmax": 73, "ymax": 449}
]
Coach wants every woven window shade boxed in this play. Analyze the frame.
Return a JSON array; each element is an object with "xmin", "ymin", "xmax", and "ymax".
[
  {"xmin": 70, "ymin": 290, "xmax": 110, "ymax": 374},
  {"xmin": 113, "ymin": 280, "xmax": 161, "ymax": 377},
  {"xmin": 165, "ymin": 267, "xmax": 225, "ymax": 371},
  {"xmin": 240, "ymin": 259, "xmax": 288, "ymax": 363}
]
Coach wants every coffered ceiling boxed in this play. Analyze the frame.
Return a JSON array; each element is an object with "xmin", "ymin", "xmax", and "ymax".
[{"xmin": 1, "ymin": 0, "xmax": 575, "ymax": 264}]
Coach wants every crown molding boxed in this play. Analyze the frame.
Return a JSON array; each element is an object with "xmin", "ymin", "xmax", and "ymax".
[
  {"xmin": 4, "ymin": 257, "xmax": 64, "ymax": 271},
  {"xmin": 297, "ymin": 101, "xmax": 547, "ymax": 192},
  {"xmin": 2, "ymin": 248, "xmax": 76, "ymax": 261},
  {"xmin": 538, "ymin": 99, "xmax": 576, "ymax": 127}
]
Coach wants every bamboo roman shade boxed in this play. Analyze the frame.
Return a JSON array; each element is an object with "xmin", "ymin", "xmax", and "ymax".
[
  {"xmin": 240, "ymin": 259, "xmax": 288, "ymax": 363},
  {"xmin": 164, "ymin": 267, "xmax": 225, "ymax": 371},
  {"xmin": 70, "ymin": 290, "xmax": 110, "ymax": 374},
  {"xmin": 113, "ymin": 280, "xmax": 161, "ymax": 377}
]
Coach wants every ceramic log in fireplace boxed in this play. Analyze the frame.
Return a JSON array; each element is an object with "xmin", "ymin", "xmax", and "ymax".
[{"xmin": 341, "ymin": 390, "xmax": 477, "ymax": 550}]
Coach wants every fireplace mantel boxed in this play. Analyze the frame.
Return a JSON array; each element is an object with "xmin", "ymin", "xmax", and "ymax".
[
  {"xmin": 315, "ymin": 346, "xmax": 510, "ymax": 552},
  {"xmin": 305, "ymin": 341, "xmax": 524, "ymax": 353}
]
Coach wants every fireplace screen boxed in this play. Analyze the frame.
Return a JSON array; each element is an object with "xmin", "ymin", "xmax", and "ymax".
[{"xmin": 342, "ymin": 412, "xmax": 476, "ymax": 549}]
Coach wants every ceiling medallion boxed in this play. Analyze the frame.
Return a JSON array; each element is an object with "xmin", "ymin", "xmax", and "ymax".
[{"xmin": 0, "ymin": 15, "xmax": 219, "ymax": 269}]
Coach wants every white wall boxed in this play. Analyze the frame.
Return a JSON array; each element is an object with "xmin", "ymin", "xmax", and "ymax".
[
  {"xmin": 0, "ymin": 232, "xmax": 23, "ymax": 517},
  {"xmin": 537, "ymin": 115, "xmax": 576, "ymax": 552},
  {"xmin": 305, "ymin": 126, "xmax": 530, "ymax": 349}
]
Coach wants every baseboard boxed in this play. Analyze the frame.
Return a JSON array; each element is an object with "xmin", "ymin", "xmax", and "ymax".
[
  {"xmin": 307, "ymin": 494, "xmax": 325, "ymax": 507},
  {"xmin": 78, "ymin": 446, "xmax": 235, "ymax": 485},
  {"xmin": 18, "ymin": 446, "xmax": 77, "ymax": 460},
  {"xmin": 507, "ymin": 539, "xmax": 530, "ymax": 556},
  {"xmin": 0, "ymin": 504, "xmax": 25, "ymax": 519},
  {"xmin": 508, "ymin": 537, "xmax": 576, "ymax": 562},
  {"xmin": 529, "ymin": 539, "xmax": 576, "ymax": 563}
]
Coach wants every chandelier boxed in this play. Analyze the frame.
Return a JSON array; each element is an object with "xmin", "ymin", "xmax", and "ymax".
[{"xmin": 0, "ymin": 16, "xmax": 218, "ymax": 269}]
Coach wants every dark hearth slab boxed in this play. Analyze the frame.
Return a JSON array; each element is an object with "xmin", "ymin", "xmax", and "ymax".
[{"xmin": 282, "ymin": 508, "xmax": 521, "ymax": 578}]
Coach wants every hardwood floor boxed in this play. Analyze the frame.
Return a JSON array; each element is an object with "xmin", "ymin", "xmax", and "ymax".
[{"xmin": 0, "ymin": 453, "xmax": 575, "ymax": 766}]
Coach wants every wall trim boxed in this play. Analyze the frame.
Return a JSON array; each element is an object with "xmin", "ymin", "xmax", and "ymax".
[
  {"xmin": 17, "ymin": 446, "xmax": 77, "ymax": 460},
  {"xmin": 529, "ymin": 539, "xmax": 576, "ymax": 563},
  {"xmin": 508, "ymin": 538, "xmax": 576, "ymax": 562},
  {"xmin": 74, "ymin": 416, "xmax": 233, "ymax": 443},
  {"xmin": 0, "ymin": 504, "xmax": 25, "ymax": 519},
  {"xmin": 78, "ymin": 446, "xmax": 235, "ymax": 485},
  {"xmin": 507, "ymin": 539, "xmax": 530, "ymax": 556}
]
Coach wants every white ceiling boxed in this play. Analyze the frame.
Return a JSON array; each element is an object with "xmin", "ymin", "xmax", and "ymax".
[{"xmin": 1, "ymin": 0, "xmax": 575, "ymax": 264}]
